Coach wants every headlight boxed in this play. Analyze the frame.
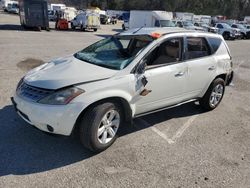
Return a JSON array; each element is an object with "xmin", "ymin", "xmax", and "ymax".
[{"xmin": 38, "ymin": 87, "xmax": 84, "ymax": 105}]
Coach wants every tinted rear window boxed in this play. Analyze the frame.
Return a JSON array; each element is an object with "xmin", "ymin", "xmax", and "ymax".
[
  {"xmin": 207, "ymin": 37, "xmax": 222, "ymax": 53},
  {"xmin": 186, "ymin": 37, "xmax": 211, "ymax": 60}
]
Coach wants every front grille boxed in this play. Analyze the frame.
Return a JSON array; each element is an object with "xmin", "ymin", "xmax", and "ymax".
[{"xmin": 17, "ymin": 81, "xmax": 54, "ymax": 102}]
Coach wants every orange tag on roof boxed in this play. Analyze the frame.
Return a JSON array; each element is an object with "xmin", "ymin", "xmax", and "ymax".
[{"xmin": 151, "ymin": 32, "xmax": 162, "ymax": 39}]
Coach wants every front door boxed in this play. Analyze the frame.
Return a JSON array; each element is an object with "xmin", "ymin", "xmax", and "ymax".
[{"xmin": 133, "ymin": 37, "xmax": 188, "ymax": 115}]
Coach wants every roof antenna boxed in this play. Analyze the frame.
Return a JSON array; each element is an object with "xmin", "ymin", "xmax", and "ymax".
[{"xmin": 132, "ymin": 26, "xmax": 144, "ymax": 34}]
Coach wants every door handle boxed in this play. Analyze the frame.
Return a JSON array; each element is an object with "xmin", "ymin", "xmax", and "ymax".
[
  {"xmin": 175, "ymin": 72, "xmax": 185, "ymax": 77},
  {"xmin": 208, "ymin": 66, "xmax": 216, "ymax": 71}
]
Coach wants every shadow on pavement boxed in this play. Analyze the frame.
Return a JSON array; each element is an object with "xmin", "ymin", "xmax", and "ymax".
[
  {"xmin": 120, "ymin": 102, "xmax": 205, "ymax": 135},
  {"xmin": 112, "ymin": 28, "xmax": 123, "ymax": 33},
  {"xmin": 0, "ymin": 105, "xmax": 93, "ymax": 176},
  {"xmin": 0, "ymin": 24, "xmax": 23, "ymax": 31},
  {"xmin": 0, "ymin": 102, "xmax": 204, "ymax": 176}
]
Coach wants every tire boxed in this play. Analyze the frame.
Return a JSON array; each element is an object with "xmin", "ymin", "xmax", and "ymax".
[
  {"xmin": 122, "ymin": 24, "xmax": 125, "ymax": 30},
  {"xmin": 241, "ymin": 33, "xmax": 246, "ymax": 39},
  {"xmin": 200, "ymin": 78, "xmax": 225, "ymax": 111},
  {"xmin": 222, "ymin": 32, "xmax": 230, "ymax": 40},
  {"xmin": 79, "ymin": 102, "xmax": 123, "ymax": 152},
  {"xmin": 93, "ymin": 28, "xmax": 97, "ymax": 32},
  {"xmin": 80, "ymin": 25, "xmax": 85, "ymax": 31},
  {"xmin": 71, "ymin": 23, "xmax": 75, "ymax": 30}
]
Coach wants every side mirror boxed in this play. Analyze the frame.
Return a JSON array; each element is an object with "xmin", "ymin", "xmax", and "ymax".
[{"xmin": 137, "ymin": 60, "xmax": 146, "ymax": 74}]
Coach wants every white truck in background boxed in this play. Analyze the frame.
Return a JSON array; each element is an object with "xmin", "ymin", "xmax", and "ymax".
[
  {"xmin": 244, "ymin": 16, "xmax": 250, "ymax": 24},
  {"xmin": 129, "ymin": 10, "xmax": 174, "ymax": 29},
  {"xmin": 49, "ymin": 3, "xmax": 66, "ymax": 11},
  {"xmin": 193, "ymin": 15, "xmax": 212, "ymax": 24},
  {"xmin": 64, "ymin": 7, "xmax": 77, "ymax": 21},
  {"xmin": 71, "ymin": 9, "xmax": 100, "ymax": 32},
  {"xmin": 174, "ymin": 12, "xmax": 194, "ymax": 21}
]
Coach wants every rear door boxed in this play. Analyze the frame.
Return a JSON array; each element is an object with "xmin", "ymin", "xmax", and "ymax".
[{"xmin": 183, "ymin": 36, "xmax": 217, "ymax": 99}]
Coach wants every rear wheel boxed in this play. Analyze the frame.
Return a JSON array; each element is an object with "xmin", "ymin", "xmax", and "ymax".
[
  {"xmin": 93, "ymin": 28, "xmax": 97, "ymax": 32},
  {"xmin": 79, "ymin": 102, "xmax": 123, "ymax": 152},
  {"xmin": 200, "ymin": 78, "xmax": 225, "ymax": 111},
  {"xmin": 223, "ymin": 32, "xmax": 230, "ymax": 40}
]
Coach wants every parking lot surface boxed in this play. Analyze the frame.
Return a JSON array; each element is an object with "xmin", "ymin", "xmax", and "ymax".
[{"xmin": 0, "ymin": 12, "xmax": 249, "ymax": 188}]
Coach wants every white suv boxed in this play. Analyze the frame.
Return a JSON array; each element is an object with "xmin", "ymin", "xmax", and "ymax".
[{"xmin": 12, "ymin": 28, "xmax": 234, "ymax": 152}]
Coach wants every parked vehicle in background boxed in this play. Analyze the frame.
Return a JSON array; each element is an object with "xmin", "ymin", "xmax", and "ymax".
[
  {"xmin": 244, "ymin": 16, "xmax": 250, "ymax": 24},
  {"xmin": 64, "ymin": 7, "xmax": 77, "ymax": 21},
  {"xmin": 122, "ymin": 12, "xmax": 130, "ymax": 30},
  {"xmin": 49, "ymin": 3, "xmax": 66, "ymax": 11},
  {"xmin": 193, "ymin": 15, "xmax": 212, "ymax": 24},
  {"xmin": 7, "ymin": 2, "xmax": 18, "ymax": 14},
  {"xmin": 215, "ymin": 23, "xmax": 239, "ymax": 40},
  {"xmin": 48, "ymin": 10, "xmax": 56, "ymax": 21},
  {"xmin": 194, "ymin": 22, "xmax": 218, "ymax": 33},
  {"xmin": 212, "ymin": 15, "xmax": 227, "ymax": 25},
  {"xmin": 122, "ymin": 20, "xmax": 129, "ymax": 30},
  {"xmin": 231, "ymin": 23, "xmax": 250, "ymax": 39},
  {"xmin": 129, "ymin": 10, "xmax": 174, "ymax": 29},
  {"xmin": 19, "ymin": 0, "xmax": 49, "ymax": 31},
  {"xmin": 0, "ymin": 0, "xmax": 17, "ymax": 12},
  {"xmin": 174, "ymin": 12, "xmax": 194, "ymax": 21},
  {"xmin": 100, "ymin": 14, "xmax": 108, "ymax": 24},
  {"xmin": 176, "ymin": 20, "xmax": 205, "ymax": 31},
  {"xmin": 110, "ymin": 16, "xmax": 117, "ymax": 24},
  {"xmin": 71, "ymin": 9, "xmax": 100, "ymax": 32},
  {"xmin": 12, "ymin": 28, "xmax": 234, "ymax": 152}
]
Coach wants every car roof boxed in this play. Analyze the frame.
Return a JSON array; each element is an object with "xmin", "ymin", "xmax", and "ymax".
[
  {"xmin": 119, "ymin": 27, "xmax": 193, "ymax": 36},
  {"xmin": 117, "ymin": 27, "xmax": 220, "ymax": 38}
]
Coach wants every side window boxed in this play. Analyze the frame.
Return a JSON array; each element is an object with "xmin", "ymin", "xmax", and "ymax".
[
  {"xmin": 231, "ymin": 25, "xmax": 237, "ymax": 28},
  {"xmin": 186, "ymin": 37, "xmax": 211, "ymax": 60},
  {"xmin": 207, "ymin": 37, "xmax": 222, "ymax": 53},
  {"xmin": 217, "ymin": 24, "xmax": 223, "ymax": 29},
  {"xmin": 146, "ymin": 38, "xmax": 183, "ymax": 67},
  {"xmin": 155, "ymin": 20, "xmax": 160, "ymax": 27},
  {"xmin": 129, "ymin": 39, "xmax": 151, "ymax": 56}
]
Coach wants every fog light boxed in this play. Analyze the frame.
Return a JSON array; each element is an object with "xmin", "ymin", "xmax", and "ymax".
[{"xmin": 47, "ymin": 125, "xmax": 54, "ymax": 132}]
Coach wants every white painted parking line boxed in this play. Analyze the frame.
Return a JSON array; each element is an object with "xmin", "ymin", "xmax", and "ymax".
[
  {"xmin": 171, "ymin": 115, "xmax": 199, "ymax": 143},
  {"xmin": 151, "ymin": 127, "xmax": 175, "ymax": 144},
  {"xmin": 136, "ymin": 114, "xmax": 199, "ymax": 144}
]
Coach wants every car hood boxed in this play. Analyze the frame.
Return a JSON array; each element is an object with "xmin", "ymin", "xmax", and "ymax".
[{"xmin": 24, "ymin": 56, "xmax": 118, "ymax": 90}]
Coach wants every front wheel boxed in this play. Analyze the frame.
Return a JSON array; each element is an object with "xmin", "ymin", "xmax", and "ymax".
[
  {"xmin": 79, "ymin": 102, "xmax": 123, "ymax": 152},
  {"xmin": 93, "ymin": 28, "xmax": 97, "ymax": 32},
  {"xmin": 200, "ymin": 78, "xmax": 225, "ymax": 111}
]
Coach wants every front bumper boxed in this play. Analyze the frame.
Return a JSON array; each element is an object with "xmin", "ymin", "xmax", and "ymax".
[
  {"xmin": 234, "ymin": 33, "xmax": 242, "ymax": 39},
  {"xmin": 12, "ymin": 94, "xmax": 85, "ymax": 136}
]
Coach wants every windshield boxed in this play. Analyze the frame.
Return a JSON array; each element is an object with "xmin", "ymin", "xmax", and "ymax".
[
  {"xmin": 74, "ymin": 36, "xmax": 153, "ymax": 70},
  {"xmin": 160, "ymin": 20, "xmax": 176, "ymax": 27},
  {"xmin": 201, "ymin": 23, "xmax": 209, "ymax": 27},
  {"xmin": 222, "ymin": 23, "xmax": 232, "ymax": 29},
  {"xmin": 237, "ymin": 24, "xmax": 246, "ymax": 29},
  {"xmin": 183, "ymin": 21, "xmax": 194, "ymax": 27}
]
